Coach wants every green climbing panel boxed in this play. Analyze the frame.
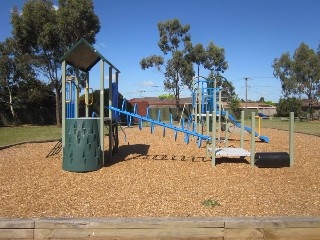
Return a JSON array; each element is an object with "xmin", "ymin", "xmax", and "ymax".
[{"xmin": 62, "ymin": 118, "xmax": 102, "ymax": 172}]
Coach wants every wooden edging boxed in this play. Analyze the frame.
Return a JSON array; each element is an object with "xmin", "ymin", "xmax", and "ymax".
[{"xmin": 0, "ymin": 217, "xmax": 320, "ymax": 239}]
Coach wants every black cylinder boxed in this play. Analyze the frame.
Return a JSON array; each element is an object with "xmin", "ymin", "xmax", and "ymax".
[{"xmin": 255, "ymin": 152, "xmax": 290, "ymax": 168}]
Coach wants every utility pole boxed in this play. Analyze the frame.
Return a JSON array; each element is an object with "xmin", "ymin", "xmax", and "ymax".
[{"xmin": 244, "ymin": 77, "xmax": 250, "ymax": 111}]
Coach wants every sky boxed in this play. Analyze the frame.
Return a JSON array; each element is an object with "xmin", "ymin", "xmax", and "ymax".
[{"xmin": 1, "ymin": 0, "xmax": 320, "ymax": 102}]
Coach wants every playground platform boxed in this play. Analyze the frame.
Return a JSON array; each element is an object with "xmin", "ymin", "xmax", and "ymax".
[{"xmin": 210, "ymin": 147, "xmax": 251, "ymax": 157}]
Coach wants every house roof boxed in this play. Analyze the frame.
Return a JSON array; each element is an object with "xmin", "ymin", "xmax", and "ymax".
[
  {"xmin": 239, "ymin": 102, "xmax": 276, "ymax": 109},
  {"xmin": 128, "ymin": 97, "xmax": 192, "ymax": 106},
  {"xmin": 128, "ymin": 97, "xmax": 229, "ymax": 108},
  {"xmin": 301, "ymin": 99, "xmax": 320, "ymax": 108},
  {"xmin": 60, "ymin": 38, "xmax": 120, "ymax": 73}
]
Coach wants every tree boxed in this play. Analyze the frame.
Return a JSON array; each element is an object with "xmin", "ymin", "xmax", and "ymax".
[
  {"xmin": 204, "ymin": 41, "xmax": 228, "ymax": 73},
  {"xmin": 0, "ymin": 38, "xmax": 36, "ymax": 123},
  {"xmin": 276, "ymin": 98, "xmax": 302, "ymax": 117},
  {"xmin": 140, "ymin": 19, "xmax": 194, "ymax": 106},
  {"xmin": 259, "ymin": 97, "xmax": 265, "ymax": 102},
  {"xmin": 273, "ymin": 42, "xmax": 320, "ymax": 119},
  {"xmin": 159, "ymin": 94, "xmax": 174, "ymax": 99},
  {"xmin": 228, "ymin": 96, "xmax": 241, "ymax": 119},
  {"xmin": 11, "ymin": 0, "xmax": 100, "ymax": 126},
  {"xmin": 207, "ymin": 72, "xmax": 235, "ymax": 99},
  {"xmin": 188, "ymin": 41, "xmax": 228, "ymax": 85},
  {"xmin": 188, "ymin": 43, "xmax": 206, "ymax": 80}
]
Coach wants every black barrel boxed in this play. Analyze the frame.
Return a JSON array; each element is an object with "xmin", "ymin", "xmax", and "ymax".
[{"xmin": 255, "ymin": 152, "xmax": 290, "ymax": 168}]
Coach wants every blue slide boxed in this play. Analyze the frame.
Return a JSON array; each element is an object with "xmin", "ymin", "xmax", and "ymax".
[{"xmin": 221, "ymin": 111, "xmax": 269, "ymax": 143}]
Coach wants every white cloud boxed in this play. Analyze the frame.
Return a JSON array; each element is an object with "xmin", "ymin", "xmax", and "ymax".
[
  {"xmin": 95, "ymin": 42, "xmax": 107, "ymax": 49},
  {"xmin": 143, "ymin": 81, "xmax": 154, "ymax": 86},
  {"xmin": 53, "ymin": 4, "xmax": 59, "ymax": 11}
]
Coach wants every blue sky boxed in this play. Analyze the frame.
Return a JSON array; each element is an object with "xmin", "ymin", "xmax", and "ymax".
[{"xmin": 1, "ymin": 0, "xmax": 320, "ymax": 102}]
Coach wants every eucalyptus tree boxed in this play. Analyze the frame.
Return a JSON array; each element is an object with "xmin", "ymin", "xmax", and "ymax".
[
  {"xmin": 10, "ymin": 0, "xmax": 100, "ymax": 126},
  {"xmin": 207, "ymin": 71, "xmax": 235, "ymax": 99},
  {"xmin": 140, "ymin": 18, "xmax": 194, "ymax": 106},
  {"xmin": 204, "ymin": 41, "xmax": 228, "ymax": 74},
  {"xmin": 273, "ymin": 42, "xmax": 320, "ymax": 118},
  {"xmin": 188, "ymin": 43, "xmax": 206, "ymax": 80},
  {"xmin": 188, "ymin": 41, "xmax": 228, "ymax": 91},
  {"xmin": 0, "ymin": 38, "xmax": 36, "ymax": 123}
]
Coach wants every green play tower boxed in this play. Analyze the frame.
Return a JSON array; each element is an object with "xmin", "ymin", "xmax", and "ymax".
[{"xmin": 60, "ymin": 38, "xmax": 120, "ymax": 172}]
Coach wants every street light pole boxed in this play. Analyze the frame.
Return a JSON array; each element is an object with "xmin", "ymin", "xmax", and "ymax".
[{"xmin": 244, "ymin": 77, "xmax": 250, "ymax": 112}]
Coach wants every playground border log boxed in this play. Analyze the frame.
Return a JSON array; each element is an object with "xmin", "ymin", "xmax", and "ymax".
[{"xmin": 1, "ymin": 217, "xmax": 320, "ymax": 239}]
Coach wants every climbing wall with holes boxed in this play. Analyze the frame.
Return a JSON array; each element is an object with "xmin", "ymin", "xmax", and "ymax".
[{"xmin": 62, "ymin": 118, "xmax": 103, "ymax": 172}]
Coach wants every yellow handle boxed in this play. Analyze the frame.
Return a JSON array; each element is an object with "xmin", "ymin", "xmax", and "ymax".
[
  {"xmin": 65, "ymin": 80, "xmax": 72, "ymax": 103},
  {"xmin": 85, "ymin": 87, "xmax": 94, "ymax": 106},
  {"xmin": 255, "ymin": 116, "xmax": 261, "ymax": 136}
]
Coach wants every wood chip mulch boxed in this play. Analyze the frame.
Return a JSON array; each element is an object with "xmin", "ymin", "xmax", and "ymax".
[{"xmin": 0, "ymin": 125, "xmax": 319, "ymax": 218}]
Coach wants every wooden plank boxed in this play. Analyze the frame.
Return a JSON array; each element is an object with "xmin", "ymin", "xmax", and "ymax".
[
  {"xmin": 224, "ymin": 228, "xmax": 264, "ymax": 239},
  {"xmin": 0, "ymin": 229, "xmax": 33, "ymax": 239},
  {"xmin": 0, "ymin": 219, "xmax": 34, "ymax": 229},
  {"xmin": 35, "ymin": 218, "xmax": 224, "ymax": 229},
  {"xmin": 225, "ymin": 228, "xmax": 320, "ymax": 240},
  {"xmin": 35, "ymin": 227, "xmax": 224, "ymax": 239},
  {"xmin": 225, "ymin": 217, "xmax": 320, "ymax": 229}
]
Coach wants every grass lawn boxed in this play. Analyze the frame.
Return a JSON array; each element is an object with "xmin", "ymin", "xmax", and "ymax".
[
  {"xmin": 245, "ymin": 117, "xmax": 320, "ymax": 136},
  {"xmin": 0, "ymin": 125, "xmax": 61, "ymax": 147},
  {"xmin": 0, "ymin": 118, "xmax": 319, "ymax": 147}
]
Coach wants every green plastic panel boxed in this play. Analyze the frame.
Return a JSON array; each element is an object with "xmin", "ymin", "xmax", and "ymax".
[{"xmin": 62, "ymin": 118, "xmax": 102, "ymax": 172}]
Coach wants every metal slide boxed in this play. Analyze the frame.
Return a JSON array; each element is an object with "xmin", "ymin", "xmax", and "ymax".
[{"xmin": 222, "ymin": 111, "xmax": 269, "ymax": 143}]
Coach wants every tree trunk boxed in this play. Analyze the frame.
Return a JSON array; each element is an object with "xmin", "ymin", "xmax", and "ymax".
[
  {"xmin": 8, "ymin": 90, "xmax": 17, "ymax": 124},
  {"xmin": 6, "ymin": 80, "xmax": 18, "ymax": 124},
  {"xmin": 175, "ymin": 73, "xmax": 180, "ymax": 107},
  {"xmin": 307, "ymin": 92, "xmax": 314, "ymax": 120}
]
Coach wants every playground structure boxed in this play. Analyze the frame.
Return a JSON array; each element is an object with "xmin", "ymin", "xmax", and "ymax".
[
  {"xmin": 60, "ymin": 39, "xmax": 294, "ymax": 172},
  {"xmin": 108, "ymin": 77, "xmax": 274, "ymax": 165},
  {"xmin": 61, "ymin": 38, "xmax": 120, "ymax": 172}
]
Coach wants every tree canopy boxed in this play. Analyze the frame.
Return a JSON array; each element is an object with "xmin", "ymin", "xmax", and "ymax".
[
  {"xmin": 10, "ymin": 0, "xmax": 100, "ymax": 126},
  {"xmin": 273, "ymin": 42, "xmax": 320, "ymax": 118},
  {"xmin": 140, "ymin": 18, "xmax": 228, "ymax": 106},
  {"xmin": 276, "ymin": 98, "xmax": 302, "ymax": 117},
  {"xmin": 0, "ymin": 37, "xmax": 54, "ymax": 124},
  {"xmin": 140, "ymin": 19, "xmax": 193, "ymax": 106},
  {"xmin": 0, "ymin": 38, "xmax": 35, "ymax": 122}
]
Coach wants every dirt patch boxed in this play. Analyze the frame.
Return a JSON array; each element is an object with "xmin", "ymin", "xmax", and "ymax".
[{"xmin": 0, "ymin": 126, "xmax": 319, "ymax": 218}]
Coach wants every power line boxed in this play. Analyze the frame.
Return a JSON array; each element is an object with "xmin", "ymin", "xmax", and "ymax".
[{"xmin": 247, "ymin": 76, "xmax": 276, "ymax": 79}]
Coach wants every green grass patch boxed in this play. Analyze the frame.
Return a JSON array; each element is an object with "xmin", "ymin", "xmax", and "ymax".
[
  {"xmin": 244, "ymin": 117, "xmax": 320, "ymax": 136},
  {"xmin": 0, "ymin": 117, "xmax": 319, "ymax": 147},
  {"xmin": 0, "ymin": 125, "xmax": 61, "ymax": 147},
  {"xmin": 202, "ymin": 199, "xmax": 221, "ymax": 207}
]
